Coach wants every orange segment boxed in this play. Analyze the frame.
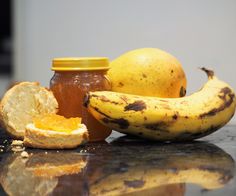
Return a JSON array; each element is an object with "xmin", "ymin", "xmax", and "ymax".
[{"xmin": 33, "ymin": 114, "xmax": 82, "ymax": 132}]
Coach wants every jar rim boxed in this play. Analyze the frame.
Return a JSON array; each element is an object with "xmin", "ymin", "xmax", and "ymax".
[{"xmin": 52, "ymin": 57, "xmax": 110, "ymax": 71}]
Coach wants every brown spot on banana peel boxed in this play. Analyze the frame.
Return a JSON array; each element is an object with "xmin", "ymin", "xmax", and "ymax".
[
  {"xmin": 85, "ymin": 102, "xmax": 129, "ymax": 129},
  {"xmin": 143, "ymin": 123, "xmax": 226, "ymax": 141},
  {"xmin": 172, "ymin": 124, "xmax": 224, "ymax": 141},
  {"xmin": 84, "ymin": 93, "xmax": 123, "ymax": 107},
  {"xmin": 144, "ymin": 112, "xmax": 179, "ymax": 132},
  {"xmin": 142, "ymin": 73, "xmax": 147, "ymax": 78},
  {"xmin": 119, "ymin": 95, "xmax": 129, "ymax": 104},
  {"xmin": 118, "ymin": 82, "xmax": 124, "ymax": 87},
  {"xmin": 92, "ymin": 107, "xmax": 111, "ymax": 119},
  {"xmin": 89, "ymin": 105, "xmax": 130, "ymax": 129},
  {"xmin": 160, "ymin": 103, "xmax": 171, "ymax": 110},
  {"xmin": 99, "ymin": 95, "xmax": 113, "ymax": 103},
  {"xmin": 96, "ymin": 95, "xmax": 121, "ymax": 105},
  {"xmin": 124, "ymin": 100, "xmax": 147, "ymax": 112},
  {"xmin": 199, "ymin": 87, "xmax": 235, "ymax": 118},
  {"xmin": 180, "ymin": 100, "xmax": 188, "ymax": 105},
  {"xmin": 124, "ymin": 179, "xmax": 145, "ymax": 188},
  {"xmin": 172, "ymin": 114, "xmax": 178, "ymax": 120},
  {"xmin": 218, "ymin": 87, "xmax": 235, "ymax": 103},
  {"xmin": 159, "ymin": 99, "xmax": 168, "ymax": 102},
  {"xmin": 102, "ymin": 118, "xmax": 130, "ymax": 129},
  {"xmin": 144, "ymin": 122, "xmax": 171, "ymax": 132}
]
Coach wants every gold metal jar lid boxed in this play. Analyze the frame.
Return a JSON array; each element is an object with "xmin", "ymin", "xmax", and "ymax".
[{"xmin": 52, "ymin": 57, "xmax": 110, "ymax": 71}]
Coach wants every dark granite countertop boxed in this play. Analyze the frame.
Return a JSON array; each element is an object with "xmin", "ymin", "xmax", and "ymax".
[{"xmin": 0, "ymin": 125, "xmax": 236, "ymax": 196}]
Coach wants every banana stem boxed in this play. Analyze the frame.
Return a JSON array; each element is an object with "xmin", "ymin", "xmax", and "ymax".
[{"xmin": 200, "ymin": 67, "xmax": 215, "ymax": 79}]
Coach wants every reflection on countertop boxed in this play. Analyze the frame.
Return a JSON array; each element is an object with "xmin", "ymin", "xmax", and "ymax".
[{"xmin": 0, "ymin": 125, "xmax": 236, "ymax": 196}]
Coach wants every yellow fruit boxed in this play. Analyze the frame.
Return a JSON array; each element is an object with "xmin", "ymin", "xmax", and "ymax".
[
  {"xmin": 108, "ymin": 48, "xmax": 187, "ymax": 98},
  {"xmin": 84, "ymin": 68, "xmax": 236, "ymax": 141}
]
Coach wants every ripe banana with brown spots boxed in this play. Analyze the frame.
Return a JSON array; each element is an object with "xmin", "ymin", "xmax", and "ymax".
[{"xmin": 84, "ymin": 68, "xmax": 236, "ymax": 141}]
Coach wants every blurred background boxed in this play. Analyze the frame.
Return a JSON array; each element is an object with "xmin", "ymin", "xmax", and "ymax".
[{"xmin": 0, "ymin": 0, "xmax": 235, "ymax": 123}]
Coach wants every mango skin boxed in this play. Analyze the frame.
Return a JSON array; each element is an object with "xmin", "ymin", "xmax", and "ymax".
[{"xmin": 108, "ymin": 48, "xmax": 187, "ymax": 98}]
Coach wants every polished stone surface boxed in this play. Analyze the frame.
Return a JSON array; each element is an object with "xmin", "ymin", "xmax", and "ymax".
[{"xmin": 0, "ymin": 125, "xmax": 236, "ymax": 196}]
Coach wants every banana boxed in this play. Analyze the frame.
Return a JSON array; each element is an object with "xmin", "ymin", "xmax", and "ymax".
[{"xmin": 84, "ymin": 68, "xmax": 236, "ymax": 141}]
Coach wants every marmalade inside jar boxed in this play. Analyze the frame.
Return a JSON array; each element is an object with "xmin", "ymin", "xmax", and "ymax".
[{"xmin": 50, "ymin": 70, "xmax": 112, "ymax": 141}]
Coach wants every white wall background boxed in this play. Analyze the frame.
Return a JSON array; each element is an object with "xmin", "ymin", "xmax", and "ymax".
[{"xmin": 12, "ymin": 0, "xmax": 236, "ymax": 123}]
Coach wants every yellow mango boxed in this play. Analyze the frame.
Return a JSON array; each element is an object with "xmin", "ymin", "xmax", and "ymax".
[{"xmin": 108, "ymin": 48, "xmax": 187, "ymax": 98}]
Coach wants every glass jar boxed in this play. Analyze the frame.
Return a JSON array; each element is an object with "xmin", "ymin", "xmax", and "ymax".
[{"xmin": 50, "ymin": 57, "xmax": 112, "ymax": 142}]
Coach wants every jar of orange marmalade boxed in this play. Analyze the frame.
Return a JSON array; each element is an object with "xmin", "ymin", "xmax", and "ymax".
[{"xmin": 50, "ymin": 57, "xmax": 112, "ymax": 142}]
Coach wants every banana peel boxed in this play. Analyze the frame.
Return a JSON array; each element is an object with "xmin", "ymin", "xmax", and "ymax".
[{"xmin": 84, "ymin": 68, "xmax": 236, "ymax": 141}]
